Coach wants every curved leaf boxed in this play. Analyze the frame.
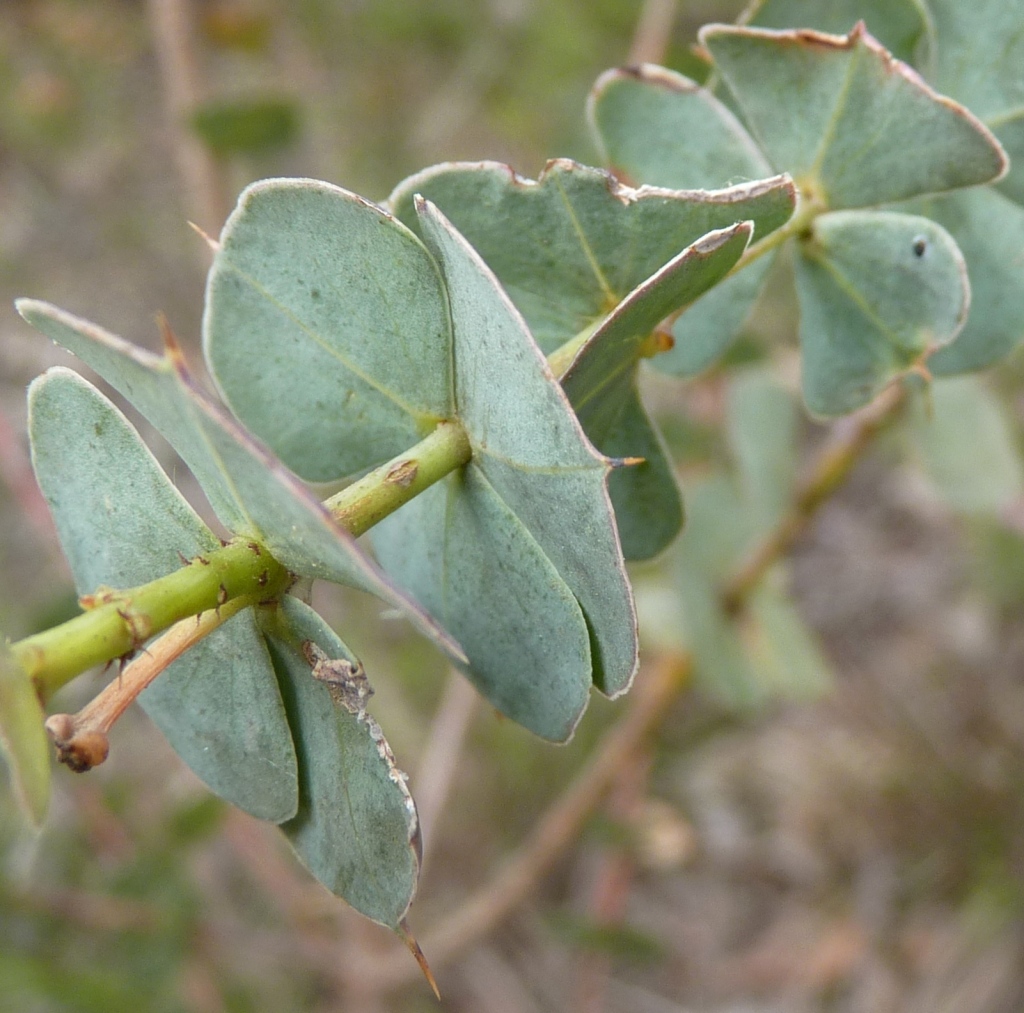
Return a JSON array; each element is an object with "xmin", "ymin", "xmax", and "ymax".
[
  {"xmin": 665, "ymin": 257, "xmax": 777, "ymax": 376},
  {"xmin": 376, "ymin": 197, "xmax": 638, "ymax": 737},
  {"xmin": 389, "ymin": 158, "xmax": 795, "ymax": 353},
  {"xmin": 701, "ymin": 22, "xmax": 1007, "ymax": 208},
  {"xmin": 204, "ymin": 179, "xmax": 453, "ymax": 481},
  {"xmin": 587, "ymin": 65, "xmax": 772, "ymax": 189},
  {"xmin": 795, "ymin": 211, "xmax": 968, "ymax": 415},
  {"xmin": 263, "ymin": 599, "xmax": 420, "ymax": 928},
  {"xmin": 562, "ymin": 223, "xmax": 753, "ymax": 559},
  {"xmin": 593, "ymin": 388, "xmax": 682, "ymax": 562},
  {"xmin": 373, "ymin": 473, "xmax": 592, "ymax": 742},
  {"xmin": 16, "ymin": 301, "xmax": 463, "ymax": 663},
  {"xmin": 928, "ymin": 0, "xmax": 1024, "ymax": 121},
  {"xmin": 925, "ymin": 188, "xmax": 1024, "ymax": 375},
  {"xmin": 585, "ymin": 65, "xmax": 783, "ymax": 375},
  {"xmin": 27, "ymin": 368, "xmax": 299, "ymax": 821},
  {"xmin": 416, "ymin": 199, "xmax": 638, "ymax": 699}
]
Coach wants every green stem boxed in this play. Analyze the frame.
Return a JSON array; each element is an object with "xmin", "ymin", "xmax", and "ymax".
[
  {"xmin": 720, "ymin": 381, "xmax": 907, "ymax": 614},
  {"xmin": 325, "ymin": 420, "xmax": 472, "ymax": 536},
  {"xmin": 16, "ymin": 540, "xmax": 290, "ymax": 702},
  {"xmin": 12, "ymin": 420, "xmax": 473, "ymax": 703}
]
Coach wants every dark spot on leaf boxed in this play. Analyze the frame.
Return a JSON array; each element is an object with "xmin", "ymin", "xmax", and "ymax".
[
  {"xmin": 310, "ymin": 288, "xmax": 320, "ymax": 300},
  {"xmin": 912, "ymin": 236, "xmax": 928, "ymax": 257}
]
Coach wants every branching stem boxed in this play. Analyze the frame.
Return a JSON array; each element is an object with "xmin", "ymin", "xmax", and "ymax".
[
  {"xmin": 721, "ymin": 380, "xmax": 908, "ymax": 614},
  {"xmin": 45, "ymin": 594, "xmax": 255, "ymax": 772},
  {"xmin": 11, "ymin": 420, "xmax": 473, "ymax": 702}
]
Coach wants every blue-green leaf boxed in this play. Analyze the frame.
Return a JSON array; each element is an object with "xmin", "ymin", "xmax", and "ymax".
[
  {"xmin": 415, "ymin": 198, "xmax": 637, "ymax": 699},
  {"xmin": 16, "ymin": 301, "xmax": 463, "ymax": 663},
  {"xmin": 795, "ymin": 211, "xmax": 968, "ymax": 416},
  {"xmin": 585, "ymin": 66, "xmax": 784, "ymax": 375},
  {"xmin": 204, "ymin": 179, "xmax": 453, "ymax": 481},
  {"xmin": 922, "ymin": 189, "xmax": 1024, "ymax": 377},
  {"xmin": 389, "ymin": 158, "xmax": 795, "ymax": 353},
  {"xmin": 562, "ymin": 222, "xmax": 753, "ymax": 559},
  {"xmin": 701, "ymin": 22, "xmax": 1007, "ymax": 208},
  {"xmin": 587, "ymin": 65, "xmax": 772, "ymax": 189},
  {"xmin": 27, "ymin": 367, "xmax": 298, "ymax": 821},
  {"xmin": 373, "ymin": 473, "xmax": 592, "ymax": 742},
  {"xmin": 263, "ymin": 599, "xmax": 420, "ymax": 928}
]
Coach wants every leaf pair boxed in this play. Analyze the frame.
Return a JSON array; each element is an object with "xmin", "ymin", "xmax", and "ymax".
[
  {"xmin": 25, "ymin": 368, "xmax": 419, "ymax": 928},
  {"xmin": 204, "ymin": 179, "xmax": 648, "ymax": 740},
  {"xmin": 386, "ymin": 159, "xmax": 797, "ymax": 558},
  {"xmin": 590, "ymin": 21, "xmax": 1008, "ymax": 414}
]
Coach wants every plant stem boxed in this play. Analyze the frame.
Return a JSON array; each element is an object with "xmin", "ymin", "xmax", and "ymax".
[
  {"xmin": 44, "ymin": 594, "xmax": 255, "ymax": 772},
  {"xmin": 721, "ymin": 381, "xmax": 908, "ymax": 614},
  {"xmin": 325, "ymin": 420, "xmax": 471, "ymax": 536},
  {"xmin": 15, "ymin": 540, "xmax": 290, "ymax": 702},
  {"xmin": 12, "ymin": 420, "xmax": 472, "ymax": 703}
]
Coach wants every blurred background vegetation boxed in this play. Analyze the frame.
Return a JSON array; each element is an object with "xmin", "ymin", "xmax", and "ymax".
[{"xmin": 3, "ymin": 1, "xmax": 1024, "ymax": 1011}]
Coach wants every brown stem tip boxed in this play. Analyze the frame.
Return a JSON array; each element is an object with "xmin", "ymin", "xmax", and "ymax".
[{"xmin": 44, "ymin": 713, "xmax": 110, "ymax": 773}]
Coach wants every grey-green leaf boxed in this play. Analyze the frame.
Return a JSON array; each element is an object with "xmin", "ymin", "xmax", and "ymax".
[
  {"xmin": 795, "ymin": 211, "xmax": 968, "ymax": 416},
  {"xmin": 0, "ymin": 645, "xmax": 50, "ymax": 828},
  {"xmin": 27, "ymin": 368, "xmax": 298, "ymax": 821},
  {"xmin": 263, "ymin": 598, "xmax": 420, "ymax": 928},
  {"xmin": 204, "ymin": 178, "xmax": 453, "ymax": 482},
  {"xmin": 928, "ymin": 0, "xmax": 1024, "ymax": 123},
  {"xmin": 593, "ymin": 387, "xmax": 682, "ymax": 562},
  {"xmin": 663, "ymin": 255, "xmax": 777, "ymax": 377},
  {"xmin": 923, "ymin": 189, "xmax": 1024, "ymax": 376},
  {"xmin": 928, "ymin": 0, "xmax": 1024, "ymax": 206},
  {"xmin": 389, "ymin": 158, "xmax": 795, "ymax": 353},
  {"xmin": 416, "ymin": 198, "xmax": 637, "ymax": 698},
  {"xmin": 373, "ymin": 473, "xmax": 592, "ymax": 742},
  {"xmin": 585, "ymin": 66, "xmax": 783, "ymax": 374},
  {"xmin": 744, "ymin": 0, "xmax": 934, "ymax": 66},
  {"xmin": 562, "ymin": 222, "xmax": 753, "ymax": 559},
  {"xmin": 909, "ymin": 376, "xmax": 1024, "ymax": 514},
  {"xmin": 701, "ymin": 22, "xmax": 1007, "ymax": 208},
  {"xmin": 587, "ymin": 65, "xmax": 772, "ymax": 190},
  {"xmin": 16, "ymin": 300, "xmax": 463, "ymax": 663}
]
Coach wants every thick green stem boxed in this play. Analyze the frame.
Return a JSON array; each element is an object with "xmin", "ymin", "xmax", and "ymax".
[
  {"xmin": 12, "ymin": 420, "xmax": 473, "ymax": 702},
  {"xmin": 15, "ymin": 540, "xmax": 291, "ymax": 702},
  {"xmin": 325, "ymin": 420, "xmax": 472, "ymax": 536}
]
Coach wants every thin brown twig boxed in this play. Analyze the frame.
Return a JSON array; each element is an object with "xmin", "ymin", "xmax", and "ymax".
[
  {"xmin": 146, "ymin": 0, "xmax": 230, "ymax": 235},
  {"xmin": 721, "ymin": 380, "xmax": 909, "ymax": 615},
  {"xmin": 573, "ymin": 746, "xmax": 653, "ymax": 1013},
  {"xmin": 45, "ymin": 596, "xmax": 253, "ymax": 772},
  {"xmin": 343, "ymin": 652, "xmax": 692, "ymax": 995},
  {"xmin": 627, "ymin": 0, "xmax": 678, "ymax": 66}
]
